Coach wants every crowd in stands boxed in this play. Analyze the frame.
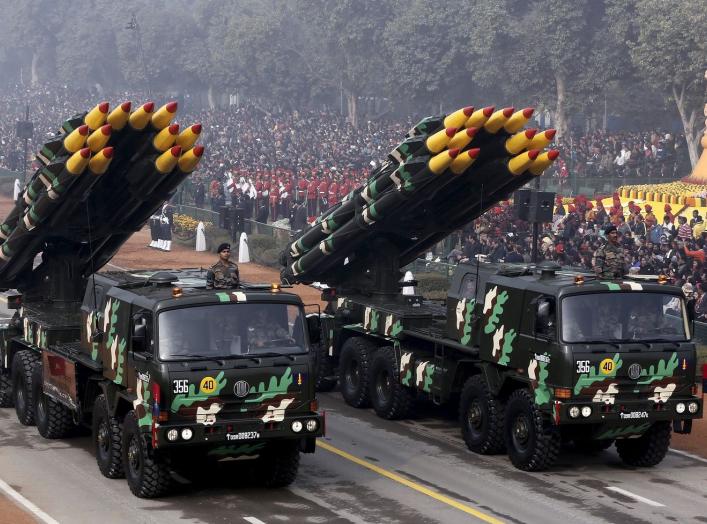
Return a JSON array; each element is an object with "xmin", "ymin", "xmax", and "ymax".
[{"xmin": 451, "ymin": 193, "xmax": 707, "ymax": 321}]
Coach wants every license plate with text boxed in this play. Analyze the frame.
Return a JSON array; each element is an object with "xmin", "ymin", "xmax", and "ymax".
[{"xmin": 226, "ymin": 431, "xmax": 260, "ymax": 441}]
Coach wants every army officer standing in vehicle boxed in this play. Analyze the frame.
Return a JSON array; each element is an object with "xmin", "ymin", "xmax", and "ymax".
[
  {"xmin": 592, "ymin": 224, "xmax": 627, "ymax": 279},
  {"xmin": 206, "ymin": 243, "xmax": 240, "ymax": 288}
]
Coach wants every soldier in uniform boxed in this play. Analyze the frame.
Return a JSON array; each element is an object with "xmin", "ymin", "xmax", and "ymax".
[
  {"xmin": 248, "ymin": 308, "xmax": 291, "ymax": 350},
  {"xmin": 206, "ymin": 243, "xmax": 240, "ymax": 289},
  {"xmin": 592, "ymin": 224, "xmax": 626, "ymax": 279}
]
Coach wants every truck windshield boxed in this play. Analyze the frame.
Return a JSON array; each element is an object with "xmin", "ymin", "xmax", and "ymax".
[
  {"xmin": 561, "ymin": 292, "xmax": 688, "ymax": 343},
  {"xmin": 158, "ymin": 303, "xmax": 307, "ymax": 360}
]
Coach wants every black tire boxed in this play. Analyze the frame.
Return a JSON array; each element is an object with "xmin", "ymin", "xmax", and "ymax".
[
  {"xmin": 370, "ymin": 347, "xmax": 414, "ymax": 420},
  {"xmin": 0, "ymin": 372, "xmax": 12, "ymax": 408},
  {"xmin": 314, "ymin": 343, "xmax": 337, "ymax": 392},
  {"xmin": 11, "ymin": 350, "xmax": 39, "ymax": 426},
  {"xmin": 254, "ymin": 441, "xmax": 300, "ymax": 488},
  {"xmin": 122, "ymin": 411, "xmax": 172, "ymax": 498},
  {"xmin": 504, "ymin": 389, "xmax": 560, "ymax": 471},
  {"xmin": 459, "ymin": 375, "xmax": 506, "ymax": 454},
  {"xmin": 615, "ymin": 421, "xmax": 671, "ymax": 467},
  {"xmin": 338, "ymin": 337, "xmax": 376, "ymax": 408},
  {"xmin": 93, "ymin": 394, "xmax": 124, "ymax": 479},
  {"xmin": 572, "ymin": 437, "xmax": 614, "ymax": 453},
  {"xmin": 33, "ymin": 365, "xmax": 74, "ymax": 439}
]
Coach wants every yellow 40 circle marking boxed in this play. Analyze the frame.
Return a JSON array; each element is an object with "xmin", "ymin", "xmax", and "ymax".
[
  {"xmin": 200, "ymin": 376, "xmax": 217, "ymax": 394},
  {"xmin": 599, "ymin": 358, "xmax": 615, "ymax": 375}
]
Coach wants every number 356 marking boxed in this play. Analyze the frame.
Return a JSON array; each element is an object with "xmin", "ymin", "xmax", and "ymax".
[
  {"xmin": 173, "ymin": 379, "xmax": 189, "ymax": 394},
  {"xmin": 576, "ymin": 360, "xmax": 591, "ymax": 373}
]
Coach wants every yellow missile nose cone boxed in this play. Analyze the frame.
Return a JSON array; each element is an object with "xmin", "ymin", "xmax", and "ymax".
[
  {"xmin": 508, "ymin": 149, "xmax": 540, "ymax": 176},
  {"xmin": 65, "ymin": 147, "xmax": 91, "ymax": 175},
  {"xmin": 84, "ymin": 102, "xmax": 109, "ymax": 130},
  {"xmin": 528, "ymin": 129, "xmax": 557, "ymax": 150},
  {"xmin": 443, "ymin": 106, "xmax": 474, "ymax": 129},
  {"xmin": 178, "ymin": 145, "xmax": 205, "ymax": 173},
  {"xmin": 176, "ymin": 123, "xmax": 202, "ymax": 150},
  {"xmin": 504, "ymin": 107, "xmax": 534, "ymax": 134},
  {"xmin": 107, "ymin": 101, "xmax": 132, "ymax": 131},
  {"xmin": 87, "ymin": 124, "xmax": 112, "ymax": 153},
  {"xmin": 448, "ymin": 127, "xmax": 479, "ymax": 150},
  {"xmin": 464, "ymin": 106, "xmax": 494, "ymax": 129},
  {"xmin": 155, "ymin": 146, "xmax": 181, "ymax": 174},
  {"xmin": 505, "ymin": 128, "xmax": 537, "ymax": 155},
  {"xmin": 88, "ymin": 147, "xmax": 114, "ymax": 175},
  {"xmin": 151, "ymin": 101, "xmax": 178, "ymax": 130},
  {"xmin": 426, "ymin": 127, "xmax": 458, "ymax": 154},
  {"xmin": 63, "ymin": 124, "xmax": 89, "ymax": 153},
  {"xmin": 484, "ymin": 107, "xmax": 514, "ymax": 134},
  {"xmin": 428, "ymin": 148, "xmax": 460, "ymax": 175},
  {"xmin": 450, "ymin": 148, "xmax": 481, "ymax": 175},
  {"xmin": 129, "ymin": 101, "xmax": 155, "ymax": 130},
  {"xmin": 153, "ymin": 124, "xmax": 180, "ymax": 152},
  {"xmin": 529, "ymin": 149, "xmax": 560, "ymax": 176}
]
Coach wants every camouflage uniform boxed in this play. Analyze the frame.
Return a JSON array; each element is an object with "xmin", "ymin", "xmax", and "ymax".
[
  {"xmin": 206, "ymin": 260, "xmax": 240, "ymax": 289},
  {"xmin": 248, "ymin": 316, "xmax": 289, "ymax": 349},
  {"xmin": 592, "ymin": 242, "xmax": 626, "ymax": 279}
]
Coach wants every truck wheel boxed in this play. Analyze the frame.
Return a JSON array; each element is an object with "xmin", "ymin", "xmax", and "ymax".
[
  {"xmin": 314, "ymin": 343, "xmax": 337, "ymax": 392},
  {"xmin": 504, "ymin": 389, "xmax": 560, "ymax": 471},
  {"xmin": 254, "ymin": 441, "xmax": 300, "ymax": 488},
  {"xmin": 11, "ymin": 350, "xmax": 39, "ymax": 426},
  {"xmin": 0, "ymin": 373, "xmax": 12, "ymax": 408},
  {"xmin": 122, "ymin": 411, "xmax": 172, "ymax": 498},
  {"xmin": 615, "ymin": 421, "xmax": 671, "ymax": 467},
  {"xmin": 338, "ymin": 337, "xmax": 375, "ymax": 408},
  {"xmin": 93, "ymin": 394, "xmax": 124, "ymax": 479},
  {"xmin": 370, "ymin": 347, "xmax": 414, "ymax": 420},
  {"xmin": 459, "ymin": 375, "xmax": 506, "ymax": 454},
  {"xmin": 33, "ymin": 365, "xmax": 74, "ymax": 439}
]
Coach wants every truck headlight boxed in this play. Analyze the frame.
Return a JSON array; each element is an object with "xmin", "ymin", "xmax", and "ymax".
[
  {"xmin": 688, "ymin": 402, "xmax": 699, "ymax": 414},
  {"xmin": 291, "ymin": 421, "xmax": 303, "ymax": 433},
  {"xmin": 306, "ymin": 419, "xmax": 318, "ymax": 432},
  {"xmin": 676, "ymin": 403, "xmax": 686, "ymax": 414},
  {"xmin": 581, "ymin": 406, "xmax": 592, "ymax": 418},
  {"xmin": 568, "ymin": 406, "xmax": 580, "ymax": 419},
  {"xmin": 181, "ymin": 428, "xmax": 193, "ymax": 440},
  {"xmin": 167, "ymin": 429, "xmax": 179, "ymax": 442}
]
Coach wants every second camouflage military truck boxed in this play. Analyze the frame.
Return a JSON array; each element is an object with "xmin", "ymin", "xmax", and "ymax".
[
  {"xmin": 0, "ymin": 101, "xmax": 323, "ymax": 498},
  {"xmin": 281, "ymin": 103, "xmax": 703, "ymax": 471}
]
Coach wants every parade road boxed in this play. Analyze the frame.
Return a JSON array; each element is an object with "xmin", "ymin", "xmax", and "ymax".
[{"xmin": 1, "ymin": 391, "xmax": 707, "ymax": 524}]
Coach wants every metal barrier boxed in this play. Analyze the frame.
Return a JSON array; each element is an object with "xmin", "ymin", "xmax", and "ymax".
[{"xmin": 174, "ymin": 205, "xmax": 220, "ymax": 225}]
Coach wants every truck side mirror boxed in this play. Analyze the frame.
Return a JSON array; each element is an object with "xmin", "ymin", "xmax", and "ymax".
[
  {"xmin": 132, "ymin": 314, "xmax": 149, "ymax": 353},
  {"xmin": 306, "ymin": 314, "xmax": 321, "ymax": 344},
  {"xmin": 535, "ymin": 299, "xmax": 556, "ymax": 339}
]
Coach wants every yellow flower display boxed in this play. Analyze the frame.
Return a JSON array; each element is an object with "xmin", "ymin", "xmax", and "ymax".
[{"xmin": 617, "ymin": 182, "xmax": 707, "ymax": 207}]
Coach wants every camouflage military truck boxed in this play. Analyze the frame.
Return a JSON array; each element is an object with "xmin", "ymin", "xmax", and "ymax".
[
  {"xmin": 0, "ymin": 101, "xmax": 323, "ymax": 498},
  {"xmin": 280, "ymin": 103, "xmax": 702, "ymax": 471}
]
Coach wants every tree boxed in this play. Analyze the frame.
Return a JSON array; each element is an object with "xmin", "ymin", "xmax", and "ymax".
[{"xmin": 627, "ymin": 0, "xmax": 707, "ymax": 167}]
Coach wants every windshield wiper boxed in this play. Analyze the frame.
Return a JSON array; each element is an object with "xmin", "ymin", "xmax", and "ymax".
[
  {"xmin": 642, "ymin": 338, "xmax": 682, "ymax": 348},
  {"xmin": 250, "ymin": 352, "xmax": 297, "ymax": 361},
  {"xmin": 579, "ymin": 339, "xmax": 621, "ymax": 349}
]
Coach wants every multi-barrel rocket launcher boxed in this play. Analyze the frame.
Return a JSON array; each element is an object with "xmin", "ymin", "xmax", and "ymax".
[
  {"xmin": 0, "ymin": 101, "xmax": 204, "ymax": 299},
  {"xmin": 281, "ymin": 105, "xmax": 559, "ymax": 294}
]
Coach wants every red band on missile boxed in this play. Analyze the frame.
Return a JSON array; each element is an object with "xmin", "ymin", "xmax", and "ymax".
[
  {"xmin": 522, "ymin": 108, "xmax": 534, "ymax": 118},
  {"xmin": 78, "ymin": 125, "xmax": 89, "ymax": 136},
  {"xmin": 193, "ymin": 145, "xmax": 205, "ymax": 157},
  {"xmin": 502, "ymin": 107, "xmax": 514, "ymax": 117},
  {"xmin": 548, "ymin": 149, "xmax": 560, "ymax": 160},
  {"xmin": 482, "ymin": 106, "xmax": 494, "ymax": 117},
  {"xmin": 528, "ymin": 149, "xmax": 540, "ymax": 160},
  {"xmin": 121, "ymin": 101, "xmax": 132, "ymax": 112},
  {"xmin": 448, "ymin": 148, "xmax": 460, "ymax": 159},
  {"xmin": 100, "ymin": 124, "xmax": 112, "ymax": 136},
  {"xmin": 468, "ymin": 148, "xmax": 481, "ymax": 159},
  {"xmin": 525, "ymin": 128, "xmax": 537, "ymax": 138}
]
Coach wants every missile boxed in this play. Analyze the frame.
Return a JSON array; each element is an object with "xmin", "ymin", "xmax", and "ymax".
[
  {"xmin": 84, "ymin": 102, "xmax": 109, "ymax": 130},
  {"xmin": 448, "ymin": 127, "xmax": 480, "ymax": 151},
  {"xmin": 508, "ymin": 149, "xmax": 540, "ymax": 175},
  {"xmin": 503, "ymin": 108, "xmax": 534, "ymax": 134},
  {"xmin": 426, "ymin": 127, "xmax": 458, "ymax": 154},
  {"xmin": 443, "ymin": 106, "xmax": 474, "ymax": 129},
  {"xmin": 86, "ymin": 125, "xmax": 112, "ymax": 153},
  {"xmin": 176, "ymin": 123, "xmax": 202, "ymax": 150},
  {"xmin": 450, "ymin": 148, "xmax": 481, "ymax": 175},
  {"xmin": 37, "ymin": 124, "xmax": 89, "ymax": 164},
  {"xmin": 464, "ymin": 106, "xmax": 494, "ymax": 129},
  {"xmin": 151, "ymin": 101, "xmax": 178, "ymax": 130},
  {"xmin": 504, "ymin": 129, "xmax": 537, "ymax": 155},
  {"xmin": 88, "ymin": 147, "xmax": 115, "ymax": 175},
  {"xmin": 527, "ymin": 129, "xmax": 557, "ymax": 150},
  {"xmin": 153, "ymin": 124, "xmax": 180, "ymax": 152},
  {"xmin": 529, "ymin": 149, "xmax": 560, "ymax": 176},
  {"xmin": 177, "ymin": 145, "xmax": 205, "ymax": 173},
  {"xmin": 484, "ymin": 107, "xmax": 514, "ymax": 133},
  {"xmin": 128, "ymin": 101, "xmax": 155, "ymax": 131},
  {"xmin": 107, "ymin": 102, "xmax": 132, "ymax": 131}
]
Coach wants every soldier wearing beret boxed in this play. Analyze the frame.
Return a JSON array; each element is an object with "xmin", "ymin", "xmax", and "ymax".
[
  {"xmin": 592, "ymin": 225, "xmax": 626, "ymax": 279},
  {"xmin": 206, "ymin": 243, "xmax": 240, "ymax": 289}
]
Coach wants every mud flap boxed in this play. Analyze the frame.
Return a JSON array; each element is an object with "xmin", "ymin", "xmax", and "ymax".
[
  {"xmin": 673, "ymin": 419, "xmax": 692, "ymax": 434},
  {"xmin": 300, "ymin": 437, "xmax": 316, "ymax": 453}
]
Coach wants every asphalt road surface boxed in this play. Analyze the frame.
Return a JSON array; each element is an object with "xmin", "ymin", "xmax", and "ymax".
[{"xmin": 1, "ymin": 391, "xmax": 707, "ymax": 524}]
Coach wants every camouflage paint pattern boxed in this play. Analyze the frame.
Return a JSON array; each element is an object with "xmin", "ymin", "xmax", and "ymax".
[
  {"xmin": 597, "ymin": 423, "xmax": 651, "ymax": 440},
  {"xmin": 101, "ymin": 297, "xmax": 129, "ymax": 386}
]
